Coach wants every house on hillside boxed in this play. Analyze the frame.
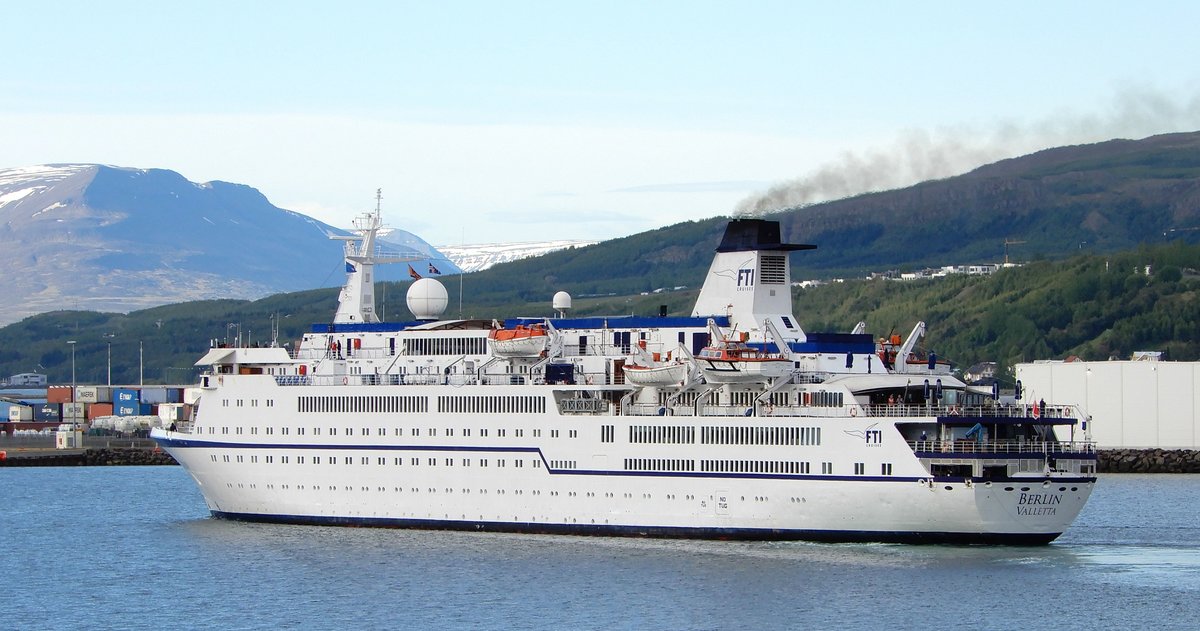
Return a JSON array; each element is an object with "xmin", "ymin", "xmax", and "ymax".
[{"xmin": 963, "ymin": 362, "xmax": 998, "ymax": 385}]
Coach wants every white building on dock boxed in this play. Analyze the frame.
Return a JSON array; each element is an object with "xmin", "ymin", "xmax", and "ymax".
[{"xmin": 1016, "ymin": 359, "xmax": 1200, "ymax": 449}]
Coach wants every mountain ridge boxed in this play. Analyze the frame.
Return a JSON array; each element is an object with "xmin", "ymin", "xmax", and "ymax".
[{"xmin": 0, "ymin": 164, "xmax": 460, "ymax": 324}]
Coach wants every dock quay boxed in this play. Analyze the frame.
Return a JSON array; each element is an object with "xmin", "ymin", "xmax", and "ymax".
[{"xmin": 0, "ymin": 437, "xmax": 177, "ymax": 467}]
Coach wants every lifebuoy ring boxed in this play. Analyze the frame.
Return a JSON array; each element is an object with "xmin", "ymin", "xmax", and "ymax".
[{"xmin": 850, "ymin": 407, "xmax": 858, "ymax": 417}]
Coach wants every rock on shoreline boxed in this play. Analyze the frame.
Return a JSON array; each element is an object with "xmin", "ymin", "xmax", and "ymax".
[
  {"xmin": 0, "ymin": 448, "xmax": 177, "ymax": 467},
  {"xmin": 1097, "ymin": 448, "xmax": 1200, "ymax": 473}
]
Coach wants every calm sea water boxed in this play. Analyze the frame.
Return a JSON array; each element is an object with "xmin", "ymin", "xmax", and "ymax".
[{"xmin": 1, "ymin": 468, "xmax": 1197, "ymax": 630}]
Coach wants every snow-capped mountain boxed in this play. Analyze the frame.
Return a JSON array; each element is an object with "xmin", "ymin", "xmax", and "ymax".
[
  {"xmin": 0, "ymin": 164, "xmax": 460, "ymax": 325},
  {"xmin": 438, "ymin": 240, "xmax": 598, "ymax": 273}
]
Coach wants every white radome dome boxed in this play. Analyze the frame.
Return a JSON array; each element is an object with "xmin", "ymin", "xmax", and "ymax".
[
  {"xmin": 406, "ymin": 278, "xmax": 449, "ymax": 320},
  {"xmin": 552, "ymin": 291, "xmax": 572, "ymax": 312}
]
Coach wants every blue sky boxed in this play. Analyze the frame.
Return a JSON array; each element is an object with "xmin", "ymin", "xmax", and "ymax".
[{"xmin": 3, "ymin": 2, "xmax": 1199, "ymax": 244}]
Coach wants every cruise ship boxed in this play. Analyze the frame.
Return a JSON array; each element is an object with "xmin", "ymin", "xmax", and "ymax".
[{"xmin": 151, "ymin": 207, "xmax": 1098, "ymax": 544}]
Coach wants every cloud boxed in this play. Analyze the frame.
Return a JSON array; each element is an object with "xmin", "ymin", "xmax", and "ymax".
[{"xmin": 734, "ymin": 86, "xmax": 1200, "ymax": 216}]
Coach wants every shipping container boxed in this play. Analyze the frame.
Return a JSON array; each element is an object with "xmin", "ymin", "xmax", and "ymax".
[
  {"xmin": 35, "ymin": 403, "xmax": 62, "ymax": 422},
  {"xmin": 8, "ymin": 406, "xmax": 33, "ymax": 421},
  {"xmin": 114, "ymin": 388, "xmax": 140, "ymax": 405},
  {"xmin": 55, "ymin": 426, "xmax": 84, "ymax": 449},
  {"xmin": 62, "ymin": 402, "xmax": 86, "ymax": 420},
  {"xmin": 139, "ymin": 387, "xmax": 164, "ymax": 404},
  {"xmin": 75, "ymin": 386, "xmax": 113, "ymax": 404},
  {"xmin": 183, "ymin": 387, "xmax": 203, "ymax": 405},
  {"xmin": 47, "ymin": 385, "xmax": 74, "ymax": 404},
  {"xmin": 87, "ymin": 403, "xmax": 114, "ymax": 420},
  {"xmin": 138, "ymin": 387, "xmax": 182, "ymax": 404},
  {"xmin": 157, "ymin": 403, "xmax": 186, "ymax": 423}
]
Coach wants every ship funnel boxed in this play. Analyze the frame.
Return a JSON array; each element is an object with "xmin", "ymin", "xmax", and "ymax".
[{"xmin": 691, "ymin": 219, "xmax": 815, "ymax": 337}]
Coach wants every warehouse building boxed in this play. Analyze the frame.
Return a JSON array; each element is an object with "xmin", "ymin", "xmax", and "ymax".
[{"xmin": 1016, "ymin": 359, "xmax": 1199, "ymax": 449}]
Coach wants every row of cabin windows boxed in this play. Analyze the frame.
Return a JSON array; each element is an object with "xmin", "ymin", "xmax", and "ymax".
[
  {"xmin": 437, "ymin": 395, "xmax": 546, "ymax": 414},
  {"xmin": 854, "ymin": 462, "xmax": 895, "ymax": 475},
  {"xmin": 210, "ymin": 453, "xmax": 542, "ymax": 468},
  {"xmin": 298, "ymin": 395, "xmax": 427, "ymax": 414},
  {"xmin": 209, "ymin": 452, "xmax": 890, "ymax": 477},
  {"xmin": 204, "ymin": 425, "xmax": 565, "ymax": 439},
  {"xmin": 217, "ymin": 481, "xmax": 793, "ymax": 509},
  {"xmin": 578, "ymin": 331, "xmax": 711, "ymax": 358},
  {"xmin": 625, "ymin": 458, "xmax": 696, "ymax": 472},
  {"xmin": 700, "ymin": 426, "xmax": 821, "ymax": 446},
  {"xmin": 223, "ymin": 399, "xmax": 275, "ymax": 408},
  {"xmin": 600, "ymin": 425, "xmax": 615, "ymax": 443},
  {"xmin": 629, "ymin": 425, "xmax": 694, "ymax": 444},
  {"xmin": 295, "ymin": 395, "xmax": 554, "ymax": 415},
  {"xmin": 808, "ymin": 391, "xmax": 844, "ymax": 407},
  {"xmin": 668, "ymin": 390, "xmax": 844, "ymax": 410},
  {"xmin": 404, "ymin": 337, "xmax": 487, "ymax": 356},
  {"xmin": 701, "ymin": 460, "xmax": 810, "ymax": 474}
]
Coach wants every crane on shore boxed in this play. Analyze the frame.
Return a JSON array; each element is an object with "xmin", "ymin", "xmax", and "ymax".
[{"xmin": 1003, "ymin": 239, "xmax": 1026, "ymax": 265}]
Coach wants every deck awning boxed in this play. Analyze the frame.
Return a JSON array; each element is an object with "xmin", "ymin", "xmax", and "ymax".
[{"xmin": 194, "ymin": 348, "xmax": 235, "ymax": 367}]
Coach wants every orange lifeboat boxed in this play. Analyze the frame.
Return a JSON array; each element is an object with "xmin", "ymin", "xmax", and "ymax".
[
  {"xmin": 697, "ymin": 341, "xmax": 792, "ymax": 383},
  {"xmin": 487, "ymin": 324, "xmax": 549, "ymax": 357}
]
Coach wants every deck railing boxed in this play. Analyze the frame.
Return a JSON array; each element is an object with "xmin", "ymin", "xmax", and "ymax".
[
  {"xmin": 864, "ymin": 403, "xmax": 1079, "ymax": 420},
  {"xmin": 909, "ymin": 439, "xmax": 1095, "ymax": 455}
]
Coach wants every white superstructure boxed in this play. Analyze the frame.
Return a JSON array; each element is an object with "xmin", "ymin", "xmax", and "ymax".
[{"xmin": 153, "ymin": 213, "xmax": 1098, "ymax": 544}]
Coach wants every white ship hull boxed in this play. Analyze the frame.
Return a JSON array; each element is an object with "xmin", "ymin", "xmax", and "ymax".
[{"xmin": 153, "ymin": 378, "xmax": 1093, "ymax": 544}]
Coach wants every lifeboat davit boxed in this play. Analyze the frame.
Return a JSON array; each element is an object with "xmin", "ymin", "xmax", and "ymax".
[
  {"xmin": 488, "ymin": 324, "xmax": 549, "ymax": 357},
  {"xmin": 697, "ymin": 342, "xmax": 792, "ymax": 383},
  {"xmin": 905, "ymin": 355, "xmax": 953, "ymax": 375}
]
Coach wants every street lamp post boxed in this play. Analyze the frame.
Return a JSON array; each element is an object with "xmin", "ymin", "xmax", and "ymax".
[
  {"xmin": 107, "ymin": 341, "xmax": 112, "ymax": 386},
  {"xmin": 67, "ymin": 340, "xmax": 77, "ymax": 392}
]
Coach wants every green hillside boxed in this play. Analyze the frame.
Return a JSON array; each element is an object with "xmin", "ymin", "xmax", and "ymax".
[{"xmin": 452, "ymin": 132, "xmax": 1200, "ymax": 302}]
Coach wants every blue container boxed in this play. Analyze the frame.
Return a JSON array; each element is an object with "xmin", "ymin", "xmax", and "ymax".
[
  {"xmin": 35, "ymin": 403, "xmax": 62, "ymax": 422},
  {"xmin": 115, "ymin": 402, "xmax": 140, "ymax": 416},
  {"xmin": 114, "ymin": 388, "xmax": 140, "ymax": 405}
]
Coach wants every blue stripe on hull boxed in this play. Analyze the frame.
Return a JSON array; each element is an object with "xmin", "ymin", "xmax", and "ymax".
[{"xmin": 209, "ymin": 511, "xmax": 1061, "ymax": 545}]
